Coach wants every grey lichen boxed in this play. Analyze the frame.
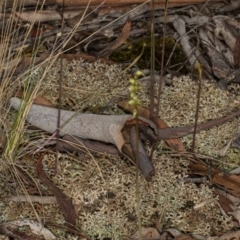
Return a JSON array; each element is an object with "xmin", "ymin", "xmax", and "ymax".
[
  {"xmin": 140, "ymin": 75, "xmax": 240, "ymax": 161},
  {"xmin": 28, "ymin": 59, "xmax": 130, "ymax": 114},
  {"xmin": 9, "ymin": 59, "xmax": 240, "ymax": 239}
]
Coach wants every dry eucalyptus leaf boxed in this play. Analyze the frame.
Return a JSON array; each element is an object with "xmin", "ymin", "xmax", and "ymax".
[
  {"xmin": 167, "ymin": 228, "xmax": 182, "ymax": 238},
  {"xmin": 98, "ymin": 21, "xmax": 131, "ymax": 57},
  {"xmin": 0, "ymin": 219, "xmax": 56, "ymax": 240},
  {"xmin": 36, "ymin": 153, "xmax": 76, "ymax": 229},
  {"xmin": 174, "ymin": 234, "xmax": 199, "ymax": 240},
  {"xmin": 15, "ymin": 91, "xmax": 54, "ymax": 108},
  {"xmin": 207, "ymin": 230, "xmax": 240, "ymax": 240},
  {"xmin": 130, "ymin": 227, "xmax": 161, "ymax": 240},
  {"xmin": 230, "ymin": 208, "xmax": 240, "ymax": 226}
]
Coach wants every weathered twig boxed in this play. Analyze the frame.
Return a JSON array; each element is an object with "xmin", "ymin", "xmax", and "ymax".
[{"xmin": 157, "ymin": 109, "xmax": 240, "ymax": 139}]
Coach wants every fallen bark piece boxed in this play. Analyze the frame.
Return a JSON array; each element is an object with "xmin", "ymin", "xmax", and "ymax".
[
  {"xmin": 130, "ymin": 126, "xmax": 154, "ymax": 181},
  {"xmin": 7, "ymin": 195, "xmax": 57, "ymax": 204},
  {"xmin": 10, "ymin": 97, "xmax": 156, "ymax": 153}
]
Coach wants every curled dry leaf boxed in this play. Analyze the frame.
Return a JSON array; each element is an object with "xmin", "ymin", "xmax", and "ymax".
[
  {"xmin": 15, "ymin": 91, "xmax": 54, "ymax": 108},
  {"xmin": 167, "ymin": 228, "xmax": 182, "ymax": 238},
  {"xmin": 118, "ymin": 100, "xmax": 186, "ymax": 152},
  {"xmin": 216, "ymin": 189, "xmax": 240, "ymax": 204},
  {"xmin": 229, "ymin": 208, "xmax": 240, "ymax": 226},
  {"xmin": 131, "ymin": 227, "xmax": 161, "ymax": 240},
  {"xmin": 98, "ymin": 21, "xmax": 131, "ymax": 57},
  {"xmin": 213, "ymin": 16, "xmax": 240, "ymax": 52},
  {"xmin": 216, "ymin": 191, "xmax": 235, "ymax": 216},
  {"xmin": 130, "ymin": 126, "xmax": 154, "ymax": 181},
  {"xmin": 0, "ymin": 219, "xmax": 56, "ymax": 240},
  {"xmin": 36, "ymin": 153, "xmax": 76, "ymax": 229},
  {"xmin": 174, "ymin": 234, "xmax": 199, "ymax": 240},
  {"xmin": 190, "ymin": 163, "xmax": 240, "ymax": 198},
  {"xmin": 207, "ymin": 230, "xmax": 240, "ymax": 240}
]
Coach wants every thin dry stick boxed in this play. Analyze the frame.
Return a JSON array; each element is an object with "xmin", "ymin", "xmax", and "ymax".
[
  {"xmin": 191, "ymin": 62, "xmax": 202, "ymax": 152},
  {"xmin": 149, "ymin": 0, "xmax": 156, "ymax": 160},
  {"xmin": 55, "ymin": 1, "xmax": 65, "ymax": 174},
  {"xmin": 150, "ymin": 0, "xmax": 168, "ymax": 159},
  {"xmin": 135, "ymin": 115, "xmax": 142, "ymax": 240},
  {"xmin": 149, "ymin": 0, "xmax": 155, "ymax": 121},
  {"xmin": 155, "ymin": 0, "xmax": 168, "ymax": 116}
]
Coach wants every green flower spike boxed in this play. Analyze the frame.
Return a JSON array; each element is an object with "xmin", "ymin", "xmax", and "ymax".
[{"xmin": 128, "ymin": 70, "xmax": 144, "ymax": 118}]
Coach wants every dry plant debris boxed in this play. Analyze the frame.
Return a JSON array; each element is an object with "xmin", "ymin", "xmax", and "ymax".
[
  {"xmin": 2, "ymin": 0, "xmax": 240, "ymax": 239},
  {"xmin": 2, "ymin": 58, "xmax": 240, "ymax": 239}
]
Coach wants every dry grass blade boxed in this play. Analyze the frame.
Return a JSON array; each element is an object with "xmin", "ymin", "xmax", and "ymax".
[
  {"xmin": 98, "ymin": 21, "xmax": 132, "ymax": 57},
  {"xmin": 1, "ymin": 0, "xmax": 239, "ymax": 239},
  {"xmin": 36, "ymin": 153, "xmax": 77, "ymax": 229}
]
